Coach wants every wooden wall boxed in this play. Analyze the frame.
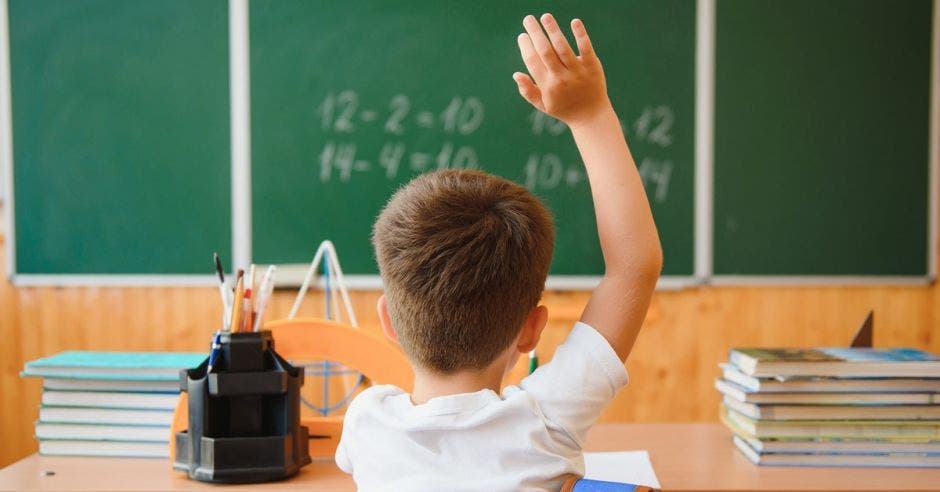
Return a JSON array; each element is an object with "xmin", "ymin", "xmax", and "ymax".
[{"xmin": 1, "ymin": 225, "xmax": 938, "ymax": 467}]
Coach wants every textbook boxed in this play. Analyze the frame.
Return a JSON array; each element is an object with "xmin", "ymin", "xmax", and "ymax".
[
  {"xmin": 38, "ymin": 440, "xmax": 168, "ymax": 458},
  {"xmin": 42, "ymin": 378, "xmax": 180, "ymax": 392},
  {"xmin": 35, "ymin": 423, "xmax": 169, "ymax": 442},
  {"xmin": 722, "ymin": 396, "xmax": 940, "ymax": 421},
  {"xmin": 41, "ymin": 391, "xmax": 178, "ymax": 410},
  {"xmin": 721, "ymin": 407, "xmax": 940, "ymax": 439},
  {"xmin": 23, "ymin": 351, "xmax": 205, "ymax": 381},
  {"xmin": 38, "ymin": 406, "xmax": 174, "ymax": 426},
  {"xmin": 732, "ymin": 436, "xmax": 940, "ymax": 468},
  {"xmin": 22, "ymin": 351, "xmax": 198, "ymax": 459},
  {"xmin": 728, "ymin": 348, "xmax": 940, "ymax": 378},
  {"xmin": 735, "ymin": 433, "xmax": 940, "ymax": 455},
  {"xmin": 720, "ymin": 363, "xmax": 940, "ymax": 393},
  {"xmin": 722, "ymin": 408, "xmax": 940, "ymax": 454},
  {"xmin": 715, "ymin": 378, "xmax": 940, "ymax": 405}
]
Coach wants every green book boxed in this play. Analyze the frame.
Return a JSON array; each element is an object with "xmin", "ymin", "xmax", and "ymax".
[
  {"xmin": 729, "ymin": 348, "xmax": 940, "ymax": 378},
  {"xmin": 720, "ymin": 405, "xmax": 940, "ymax": 439},
  {"xmin": 22, "ymin": 351, "xmax": 205, "ymax": 381}
]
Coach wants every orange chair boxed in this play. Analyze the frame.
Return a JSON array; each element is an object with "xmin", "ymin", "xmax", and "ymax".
[{"xmin": 170, "ymin": 317, "xmax": 414, "ymax": 460}]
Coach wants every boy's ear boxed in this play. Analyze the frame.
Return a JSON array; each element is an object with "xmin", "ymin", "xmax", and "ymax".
[
  {"xmin": 377, "ymin": 294, "xmax": 400, "ymax": 344},
  {"xmin": 517, "ymin": 305, "xmax": 548, "ymax": 353}
]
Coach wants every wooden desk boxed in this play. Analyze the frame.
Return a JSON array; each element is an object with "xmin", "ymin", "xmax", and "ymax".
[{"xmin": 1, "ymin": 423, "xmax": 938, "ymax": 491}]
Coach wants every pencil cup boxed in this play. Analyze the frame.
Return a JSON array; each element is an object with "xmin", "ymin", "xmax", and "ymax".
[{"xmin": 173, "ymin": 330, "xmax": 311, "ymax": 483}]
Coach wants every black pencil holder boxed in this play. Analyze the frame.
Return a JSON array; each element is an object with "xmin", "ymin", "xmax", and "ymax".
[{"xmin": 173, "ymin": 330, "xmax": 311, "ymax": 483}]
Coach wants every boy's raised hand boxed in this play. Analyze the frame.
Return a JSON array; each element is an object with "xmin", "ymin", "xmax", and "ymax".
[
  {"xmin": 514, "ymin": 14, "xmax": 662, "ymax": 363},
  {"xmin": 514, "ymin": 14, "xmax": 610, "ymax": 126}
]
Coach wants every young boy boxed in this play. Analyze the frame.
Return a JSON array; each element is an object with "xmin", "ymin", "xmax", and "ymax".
[{"xmin": 336, "ymin": 13, "xmax": 662, "ymax": 491}]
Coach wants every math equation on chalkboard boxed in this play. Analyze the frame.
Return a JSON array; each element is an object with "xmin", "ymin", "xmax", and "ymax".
[{"xmin": 312, "ymin": 90, "xmax": 673, "ymax": 204}]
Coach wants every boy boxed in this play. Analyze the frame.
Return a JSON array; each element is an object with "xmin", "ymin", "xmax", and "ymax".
[{"xmin": 336, "ymin": 13, "xmax": 662, "ymax": 491}]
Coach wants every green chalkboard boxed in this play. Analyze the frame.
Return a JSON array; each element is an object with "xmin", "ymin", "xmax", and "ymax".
[
  {"xmin": 714, "ymin": 0, "xmax": 932, "ymax": 276},
  {"xmin": 10, "ymin": 0, "xmax": 230, "ymax": 275},
  {"xmin": 250, "ymin": 0, "xmax": 696, "ymax": 277}
]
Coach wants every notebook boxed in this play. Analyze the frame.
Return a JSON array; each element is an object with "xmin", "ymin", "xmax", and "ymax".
[
  {"xmin": 42, "ymin": 378, "xmax": 181, "ymax": 392},
  {"xmin": 719, "ymin": 363, "xmax": 940, "ymax": 393},
  {"xmin": 733, "ymin": 436, "xmax": 940, "ymax": 467},
  {"xmin": 721, "ymin": 406, "xmax": 940, "ymax": 439},
  {"xmin": 715, "ymin": 378, "xmax": 940, "ymax": 405},
  {"xmin": 35, "ymin": 423, "xmax": 170, "ymax": 442},
  {"xmin": 729, "ymin": 348, "xmax": 940, "ymax": 378},
  {"xmin": 22, "ymin": 351, "xmax": 205, "ymax": 381},
  {"xmin": 41, "ymin": 390, "xmax": 179, "ymax": 410},
  {"xmin": 38, "ymin": 440, "xmax": 168, "ymax": 458},
  {"xmin": 723, "ymin": 396, "xmax": 940, "ymax": 421},
  {"xmin": 38, "ymin": 407, "xmax": 174, "ymax": 426}
]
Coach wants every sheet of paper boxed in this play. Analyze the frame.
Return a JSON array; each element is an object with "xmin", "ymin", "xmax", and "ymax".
[{"xmin": 584, "ymin": 450, "xmax": 661, "ymax": 488}]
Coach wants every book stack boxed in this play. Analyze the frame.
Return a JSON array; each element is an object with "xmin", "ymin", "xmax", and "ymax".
[
  {"xmin": 22, "ymin": 351, "xmax": 206, "ymax": 458},
  {"xmin": 717, "ymin": 347, "xmax": 940, "ymax": 467}
]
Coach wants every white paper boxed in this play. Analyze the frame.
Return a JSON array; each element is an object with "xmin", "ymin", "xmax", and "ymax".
[{"xmin": 583, "ymin": 450, "xmax": 661, "ymax": 488}]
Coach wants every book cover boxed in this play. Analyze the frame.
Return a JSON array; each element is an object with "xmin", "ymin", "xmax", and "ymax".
[
  {"xmin": 739, "ymin": 434, "xmax": 940, "ymax": 455},
  {"xmin": 42, "ymin": 378, "xmax": 181, "ymax": 392},
  {"xmin": 38, "ymin": 439, "xmax": 168, "ymax": 458},
  {"xmin": 22, "ymin": 351, "xmax": 205, "ymax": 381},
  {"xmin": 732, "ymin": 435, "xmax": 940, "ymax": 467},
  {"xmin": 35, "ymin": 423, "xmax": 170, "ymax": 443},
  {"xmin": 729, "ymin": 348, "xmax": 940, "ymax": 378},
  {"xmin": 719, "ymin": 363, "xmax": 940, "ymax": 393},
  {"xmin": 38, "ymin": 406, "xmax": 174, "ymax": 427},
  {"xmin": 715, "ymin": 378, "xmax": 940, "ymax": 405},
  {"xmin": 721, "ymin": 408, "xmax": 940, "ymax": 454},
  {"xmin": 722, "ymin": 396, "xmax": 940, "ymax": 421},
  {"xmin": 41, "ymin": 391, "xmax": 179, "ymax": 410},
  {"xmin": 720, "ymin": 405, "xmax": 940, "ymax": 439}
]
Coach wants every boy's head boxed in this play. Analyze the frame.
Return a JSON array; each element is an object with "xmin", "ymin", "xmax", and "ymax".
[{"xmin": 373, "ymin": 169, "xmax": 555, "ymax": 374}]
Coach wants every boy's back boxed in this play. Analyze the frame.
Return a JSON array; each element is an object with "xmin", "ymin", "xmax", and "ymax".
[
  {"xmin": 337, "ymin": 322, "xmax": 627, "ymax": 491},
  {"xmin": 337, "ymin": 13, "xmax": 662, "ymax": 491}
]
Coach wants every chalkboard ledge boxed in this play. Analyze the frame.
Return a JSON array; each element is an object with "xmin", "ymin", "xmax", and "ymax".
[
  {"xmin": 710, "ymin": 276, "xmax": 934, "ymax": 287},
  {"xmin": 274, "ymin": 264, "xmax": 699, "ymax": 291}
]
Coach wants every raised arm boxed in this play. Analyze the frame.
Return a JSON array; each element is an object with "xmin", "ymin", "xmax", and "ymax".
[{"xmin": 514, "ymin": 14, "xmax": 663, "ymax": 361}]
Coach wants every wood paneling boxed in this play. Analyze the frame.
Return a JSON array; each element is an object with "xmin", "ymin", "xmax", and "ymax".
[{"xmin": 1, "ymin": 229, "xmax": 938, "ymax": 467}]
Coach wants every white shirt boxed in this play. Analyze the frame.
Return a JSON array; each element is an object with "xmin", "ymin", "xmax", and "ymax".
[{"xmin": 335, "ymin": 322, "xmax": 629, "ymax": 492}]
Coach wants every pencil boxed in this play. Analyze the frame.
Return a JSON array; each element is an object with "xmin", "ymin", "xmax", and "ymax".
[
  {"xmin": 230, "ymin": 273, "xmax": 245, "ymax": 334},
  {"xmin": 248, "ymin": 264, "xmax": 257, "ymax": 320},
  {"xmin": 241, "ymin": 288, "xmax": 253, "ymax": 333}
]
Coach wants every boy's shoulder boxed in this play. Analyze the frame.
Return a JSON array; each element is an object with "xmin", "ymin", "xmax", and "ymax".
[{"xmin": 345, "ymin": 384, "xmax": 406, "ymax": 419}]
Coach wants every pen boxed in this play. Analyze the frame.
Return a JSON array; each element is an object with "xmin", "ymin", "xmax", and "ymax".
[
  {"xmin": 252, "ymin": 265, "xmax": 277, "ymax": 332},
  {"xmin": 207, "ymin": 331, "xmax": 221, "ymax": 372},
  {"xmin": 214, "ymin": 253, "xmax": 230, "ymax": 331}
]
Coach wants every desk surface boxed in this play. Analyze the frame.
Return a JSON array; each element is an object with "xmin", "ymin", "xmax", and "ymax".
[{"xmin": 1, "ymin": 423, "xmax": 938, "ymax": 491}]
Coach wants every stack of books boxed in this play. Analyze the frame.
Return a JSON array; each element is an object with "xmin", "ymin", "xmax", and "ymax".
[
  {"xmin": 22, "ymin": 351, "xmax": 205, "ymax": 458},
  {"xmin": 717, "ymin": 347, "xmax": 940, "ymax": 467}
]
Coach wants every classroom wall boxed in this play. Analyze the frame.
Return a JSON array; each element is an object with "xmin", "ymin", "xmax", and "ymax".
[{"xmin": 1, "ymin": 218, "xmax": 938, "ymax": 468}]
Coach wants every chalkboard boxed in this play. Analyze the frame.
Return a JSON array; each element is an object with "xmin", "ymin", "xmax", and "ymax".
[
  {"xmin": 713, "ymin": 0, "xmax": 933, "ymax": 277},
  {"xmin": 9, "ymin": 0, "xmax": 230, "ymax": 275},
  {"xmin": 250, "ymin": 0, "xmax": 696, "ymax": 278}
]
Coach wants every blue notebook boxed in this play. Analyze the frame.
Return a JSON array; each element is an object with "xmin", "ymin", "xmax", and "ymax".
[{"xmin": 22, "ymin": 351, "xmax": 206, "ymax": 381}]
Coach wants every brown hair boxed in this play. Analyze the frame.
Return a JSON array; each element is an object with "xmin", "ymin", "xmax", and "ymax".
[{"xmin": 373, "ymin": 169, "xmax": 555, "ymax": 373}]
